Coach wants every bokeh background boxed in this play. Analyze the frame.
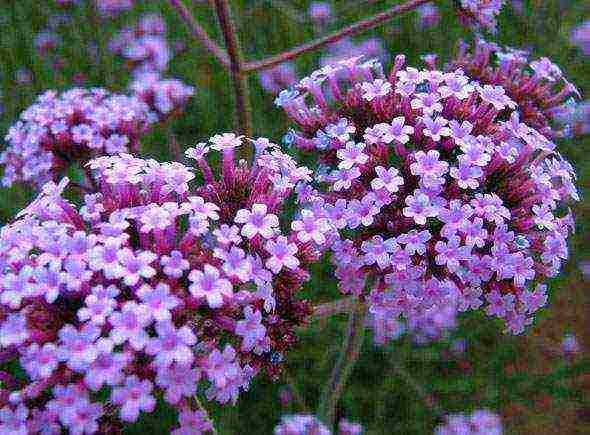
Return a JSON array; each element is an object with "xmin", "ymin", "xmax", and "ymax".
[{"xmin": 0, "ymin": 0, "xmax": 588, "ymax": 433}]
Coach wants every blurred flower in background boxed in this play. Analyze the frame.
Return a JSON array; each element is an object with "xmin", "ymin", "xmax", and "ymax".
[
  {"xmin": 435, "ymin": 409, "xmax": 502, "ymax": 434},
  {"xmin": 571, "ymin": 20, "xmax": 590, "ymax": 56}
]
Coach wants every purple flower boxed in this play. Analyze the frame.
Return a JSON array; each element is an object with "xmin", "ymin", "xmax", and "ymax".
[
  {"xmin": 403, "ymin": 191, "xmax": 439, "ymax": 225},
  {"xmin": 235, "ymin": 204, "xmax": 279, "ymax": 239},
  {"xmin": 109, "ymin": 301, "xmax": 152, "ymax": 350},
  {"xmin": 361, "ymin": 236, "xmax": 397, "ymax": 269},
  {"xmin": 0, "ymin": 405, "xmax": 29, "ymax": 435},
  {"xmin": 160, "ymin": 250, "xmax": 190, "ymax": 278},
  {"xmin": 137, "ymin": 282, "xmax": 181, "ymax": 321},
  {"xmin": 188, "ymin": 264, "xmax": 234, "ymax": 308},
  {"xmin": 265, "ymin": 236, "xmax": 300, "ymax": 274},
  {"xmin": 21, "ymin": 343, "xmax": 59, "ymax": 380},
  {"xmin": 84, "ymin": 338, "xmax": 129, "ymax": 391},
  {"xmin": 111, "ymin": 376, "xmax": 156, "ymax": 422},
  {"xmin": 361, "ymin": 79, "xmax": 392, "ymax": 101},
  {"xmin": 397, "ymin": 229, "xmax": 431, "ymax": 255},
  {"xmin": 57, "ymin": 324, "xmax": 100, "ymax": 371},
  {"xmin": 235, "ymin": 306, "xmax": 268, "ymax": 353},
  {"xmin": 410, "ymin": 150, "xmax": 448, "ymax": 178},
  {"xmin": 172, "ymin": 408, "xmax": 214, "ymax": 435},
  {"xmin": 371, "ymin": 166, "xmax": 404, "ymax": 193},
  {"xmin": 146, "ymin": 321, "xmax": 197, "ymax": 367},
  {"xmin": 292, "ymin": 210, "xmax": 331, "ymax": 244},
  {"xmin": 156, "ymin": 364, "xmax": 200, "ymax": 405},
  {"xmin": 435, "ymin": 236, "xmax": 472, "ymax": 273},
  {"xmin": 337, "ymin": 142, "xmax": 369, "ymax": 170}
]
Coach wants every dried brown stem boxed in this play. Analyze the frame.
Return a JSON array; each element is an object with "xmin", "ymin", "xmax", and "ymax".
[
  {"xmin": 168, "ymin": 0, "xmax": 231, "ymax": 69},
  {"xmin": 213, "ymin": 0, "xmax": 254, "ymax": 137},
  {"xmin": 244, "ymin": 0, "xmax": 432, "ymax": 72}
]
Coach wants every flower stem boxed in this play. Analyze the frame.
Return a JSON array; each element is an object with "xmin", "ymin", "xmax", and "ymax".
[
  {"xmin": 244, "ymin": 0, "xmax": 433, "ymax": 72},
  {"xmin": 213, "ymin": 0, "xmax": 254, "ymax": 137},
  {"xmin": 168, "ymin": 0, "xmax": 230, "ymax": 69},
  {"xmin": 317, "ymin": 298, "xmax": 368, "ymax": 428}
]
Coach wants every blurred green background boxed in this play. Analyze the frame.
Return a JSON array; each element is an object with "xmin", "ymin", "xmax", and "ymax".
[{"xmin": 0, "ymin": 0, "xmax": 588, "ymax": 433}]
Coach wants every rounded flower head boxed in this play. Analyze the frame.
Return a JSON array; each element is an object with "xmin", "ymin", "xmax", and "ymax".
[
  {"xmin": 278, "ymin": 55, "xmax": 578, "ymax": 342},
  {"xmin": 435, "ymin": 409, "xmax": 502, "ymax": 435},
  {"xmin": 109, "ymin": 13, "xmax": 170, "ymax": 74},
  {"xmin": 274, "ymin": 414, "xmax": 331, "ymax": 435},
  {"xmin": 0, "ymin": 135, "xmax": 318, "ymax": 432},
  {"xmin": 448, "ymin": 38, "xmax": 580, "ymax": 139},
  {"xmin": 455, "ymin": 0, "xmax": 506, "ymax": 33},
  {"xmin": 0, "ymin": 88, "xmax": 154, "ymax": 188},
  {"xmin": 129, "ymin": 71, "xmax": 195, "ymax": 120}
]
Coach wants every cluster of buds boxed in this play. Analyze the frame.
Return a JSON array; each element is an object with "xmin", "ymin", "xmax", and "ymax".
[
  {"xmin": 570, "ymin": 20, "xmax": 590, "ymax": 56},
  {"xmin": 448, "ymin": 38, "xmax": 580, "ymax": 138},
  {"xmin": 95, "ymin": 0, "xmax": 135, "ymax": 17},
  {"xmin": 274, "ymin": 415, "xmax": 363, "ymax": 434},
  {"xmin": 129, "ymin": 72, "xmax": 195, "ymax": 120},
  {"xmin": 455, "ymin": 0, "xmax": 505, "ymax": 33},
  {"xmin": 435, "ymin": 409, "xmax": 502, "ymax": 434},
  {"xmin": 0, "ymin": 135, "xmax": 318, "ymax": 432},
  {"xmin": 0, "ymin": 88, "xmax": 154, "ymax": 189},
  {"xmin": 276, "ymin": 54, "xmax": 578, "ymax": 339},
  {"xmin": 259, "ymin": 63, "xmax": 298, "ymax": 95},
  {"xmin": 109, "ymin": 13, "xmax": 171, "ymax": 75}
]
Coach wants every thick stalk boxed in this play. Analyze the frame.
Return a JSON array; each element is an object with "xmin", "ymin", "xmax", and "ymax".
[
  {"xmin": 213, "ymin": 0, "xmax": 254, "ymax": 137},
  {"xmin": 244, "ymin": 0, "xmax": 433, "ymax": 72},
  {"xmin": 168, "ymin": 0, "xmax": 231, "ymax": 69},
  {"xmin": 317, "ymin": 299, "xmax": 368, "ymax": 428}
]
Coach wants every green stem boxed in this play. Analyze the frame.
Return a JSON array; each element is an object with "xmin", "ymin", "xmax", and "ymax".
[{"xmin": 317, "ymin": 299, "xmax": 368, "ymax": 428}]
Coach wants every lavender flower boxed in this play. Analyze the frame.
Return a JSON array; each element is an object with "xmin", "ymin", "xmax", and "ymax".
[
  {"xmin": 278, "ymin": 55, "xmax": 578, "ymax": 341},
  {"xmin": 129, "ymin": 72, "xmax": 195, "ymax": 120},
  {"xmin": 456, "ymin": 0, "xmax": 506, "ymax": 33},
  {"xmin": 448, "ymin": 38, "xmax": 580, "ymax": 138},
  {"xmin": 0, "ymin": 88, "xmax": 154, "ymax": 188},
  {"xmin": 435, "ymin": 409, "xmax": 502, "ymax": 434},
  {"xmin": 570, "ymin": 20, "xmax": 590, "ymax": 56},
  {"xmin": 0, "ymin": 134, "xmax": 317, "ymax": 432}
]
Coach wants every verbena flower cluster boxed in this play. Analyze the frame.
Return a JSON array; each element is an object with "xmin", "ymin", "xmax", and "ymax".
[
  {"xmin": 570, "ymin": 20, "xmax": 590, "ymax": 56},
  {"xmin": 260, "ymin": 63, "xmax": 298, "ymax": 95},
  {"xmin": 129, "ymin": 72, "xmax": 195, "ymax": 120},
  {"xmin": 274, "ymin": 414, "xmax": 363, "ymax": 434},
  {"xmin": 435, "ymin": 409, "xmax": 502, "ymax": 434},
  {"xmin": 109, "ymin": 13, "xmax": 171, "ymax": 75},
  {"xmin": 95, "ymin": 0, "xmax": 135, "ymax": 17},
  {"xmin": 0, "ymin": 88, "xmax": 154, "ymax": 188},
  {"xmin": 455, "ymin": 0, "xmax": 505, "ymax": 33},
  {"xmin": 449, "ymin": 38, "xmax": 580, "ymax": 138},
  {"xmin": 0, "ymin": 135, "xmax": 318, "ymax": 432},
  {"xmin": 276, "ymin": 55, "xmax": 578, "ymax": 340}
]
